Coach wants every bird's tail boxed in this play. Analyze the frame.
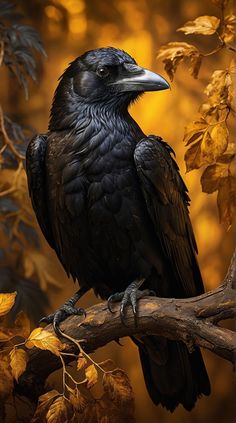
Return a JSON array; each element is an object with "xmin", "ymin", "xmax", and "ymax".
[{"xmin": 133, "ymin": 336, "xmax": 210, "ymax": 412}]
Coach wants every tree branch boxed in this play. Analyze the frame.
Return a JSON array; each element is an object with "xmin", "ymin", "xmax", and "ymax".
[{"xmin": 16, "ymin": 248, "xmax": 236, "ymax": 402}]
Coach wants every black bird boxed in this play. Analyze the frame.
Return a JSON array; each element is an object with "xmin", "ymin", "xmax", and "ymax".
[{"xmin": 26, "ymin": 47, "xmax": 210, "ymax": 411}]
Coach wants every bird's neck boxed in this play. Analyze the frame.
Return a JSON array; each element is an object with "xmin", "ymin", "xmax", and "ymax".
[{"xmin": 49, "ymin": 79, "xmax": 144, "ymax": 137}]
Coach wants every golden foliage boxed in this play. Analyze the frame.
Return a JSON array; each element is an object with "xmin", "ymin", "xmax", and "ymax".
[
  {"xmin": 25, "ymin": 327, "xmax": 63, "ymax": 356},
  {"xmin": 103, "ymin": 369, "xmax": 135, "ymax": 409},
  {"xmin": 0, "ymin": 292, "xmax": 16, "ymax": 317},
  {"xmin": 157, "ymin": 42, "xmax": 201, "ymax": 80},
  {"xmin": 85, "ymin": 363, "xmax": 99, "ymax": 388},
  {"xmin": 9, "ymin": 347, "xmax": 28, "ymax": 382},
  {"xmin": 77, "ymin": 352, "xmax": 87, "ymax": 371},
  {"xmin": 177, "ymin": 15, "xmax": 220, "ymax": 35},
  {"xmin": 46, "ymin": 396, "xmax": 75, "ymax": 423},
  {"xmin": 69, "ymin": 387, "xmax": 88, "ymax": 413},
  {"xmin": 158, "ymin": 0, "xmax": 236, "ymax": 227},
  {"xmin": 0, "ymin": 352, "xmax": 14, "ymax": 402}
]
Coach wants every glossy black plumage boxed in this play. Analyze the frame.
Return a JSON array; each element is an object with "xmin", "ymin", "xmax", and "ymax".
[{"xmin": 26, "ymin": 47, "xmax": 210, "ymax": 411}]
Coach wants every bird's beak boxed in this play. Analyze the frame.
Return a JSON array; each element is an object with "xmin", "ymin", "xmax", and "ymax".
[{"xmin": 109, "ymin": 63, "xmax": 170, "ymax": 92}]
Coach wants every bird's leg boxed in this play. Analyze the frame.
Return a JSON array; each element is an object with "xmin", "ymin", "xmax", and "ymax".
[
  {"xmin": 40, "ymin": 285, "xmax": 90, "ymax": 336},
  {"xmin": 108, "ymin": 279, "xmax": 155, "ymax": 325}
]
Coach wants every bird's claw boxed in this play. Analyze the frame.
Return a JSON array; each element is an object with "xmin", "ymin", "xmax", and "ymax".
[
  {"xmin": 39, "ymin": 304, "xmax": 86, "ymax": 336},
  {"xmin": 108, "ymin": 283, "xmax": 155, "ymax": 326}
]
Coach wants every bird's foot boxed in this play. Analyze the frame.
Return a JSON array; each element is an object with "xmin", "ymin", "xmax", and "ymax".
[
  {"xmin": 108, "ymin": 280, "xmax": 155, "ymax": 325},
  {"xmin": 40, "ymin": 304, "xmax": 86, "ymax": 337}
]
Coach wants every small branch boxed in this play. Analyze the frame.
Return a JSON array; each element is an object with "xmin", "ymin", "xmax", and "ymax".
[
  {"xmin": 0, "ymin": 105, "xmax": 25, "ymax": 161},
  {"xmin": 16, "ymin": 249, "xmax": 236, "ymax": 402}
]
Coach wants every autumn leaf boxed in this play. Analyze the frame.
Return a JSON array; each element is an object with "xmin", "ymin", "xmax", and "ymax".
[
  {"xmin": 77, "ymin": 353, "xmax": 87, "ymax": 371},
  {"xmin": 14, "ymin": 310, "xmax": 31, "ymax": 339},
  {"xmin": 0, "ymin": 292, "xmax": 16, "ymax": 317},
  {"xmin": 217, "ymin": 176, "xmax": 236, "ymax": 226},
  {"xmin": 10, "ymin": 348, "xmax": 28, "ymax": 382},
  {"xmin": 204, "ymin": 70, "xmax": 233, "ymax": 108},
  {"xmin": 96, "ymin": 394, "xmax": 136, "ymax": 423},
  {"xmin": 183, "ymin": 119, "xmax": 208, "ymax": 146},
  {"xmin": 222, "ymin": 15, "xmax": 236, "ymax": 43},
  {"xmin": 184, "ymin": 140, "xmax": 205, "ymax": 171},
  {"xmin": 46, "ymin": 395, "xmax": 75, "ymax": 423},
  {"xmin": 201, "ymin": 124, "xmax": 228, "ymax": 162},
  {"xmin": 31, "ymin": 390, "xmax": 61, "ymax": 422},
  {"xmin": 201, "ymin": 163, "xmax": 229, "ymax": 193},
  {"xmin": 177, "ymin": 15, "xmax": 220, "ymax": 35},
  {"xmin": 0, "ymin": 352, "xmax": 14, "ymax": 401},
  {"xmin": 85, "ymin": 364, "xmax": 98, "ymax": 389},
  {"xmin": 80, "ymin": 404, "xmax": 98, "ymax": 423},
  {"xmin": 157, "ymin": 42, "xmax": 201, "ymax": 80},
  {"xmin": 69, "ymin": 387, "xmax": 88, "ymax": 413},
  {"xmin": 102, "ymin": 369, "xmax": 134, "ymax": 409},
  {"xmin": 25, "ymin": 327, "xmax": 63, "ymax": 356}
]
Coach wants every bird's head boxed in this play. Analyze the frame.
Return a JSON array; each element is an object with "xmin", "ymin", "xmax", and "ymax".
[{"xmin": 49, "ymin": 47, "xmax": 170, "ymax": 129}]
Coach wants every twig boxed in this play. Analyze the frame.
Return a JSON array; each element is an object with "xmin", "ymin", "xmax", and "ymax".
[{"xmin": 0, "ymin": 105, "xmax": 25, "ymax": 161}]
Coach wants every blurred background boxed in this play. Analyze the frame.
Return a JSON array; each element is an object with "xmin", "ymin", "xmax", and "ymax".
[{"xmin": 0, "ymin": 0, "xmax": 235, "ymax": 422}]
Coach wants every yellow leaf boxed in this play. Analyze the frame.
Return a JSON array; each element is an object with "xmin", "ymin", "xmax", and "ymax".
[
  {"xmin": 201, "ymin": 124, "xmax": 228, "ymax": 162},
  {"xmin": 204, "ymin": 70, "xmax": 233, "ymax": 108},
  {"xmin": 183, "ymin": 120, "xmax": 208, "ymax": 146},
  {"xmin": 177, "ymin": 15, "xmax": 220, "ymax": 35},
  {"xmin": 31, "ymin": 390, "xmax": 61, "ymax": 423},
  {"xmin": 69, "ymin": 387, "xmax": 88, "ymax": 413},
  {"xmin": 46, "ymin": 395, "xmax": 74, "ymax": 423},
  {"xmin": 184, "ymin": 140, "xmax": 205, "ymax": 172},
  {"xmin": 201, "ymin": 164, "xmax": 229, "ymax": 193},
  {"xmin": 77, "ymin": 353, "xmax": 87, "ymax": 371},
  {"xmin": 14, "ymin": 311, "xmax": 31, "ymax": 339},
  {"xmin": 222, "ymin": 15, "xmax": 236, "ymax": 43},
  {"xmin": 102, "ymin": 369, "xmax": 134, "ymax": 409},
  {"xmin": 85, "ymin": 364, "xmax": 98, "ymax": 389},
  {"xmin": 9, "ymin": 348, "xmax": 28, "ymax": 382},
  {"xmin": 0, "ymin": 292, "xmax": 16, "ymax": 317},
  {"xmin": 217, "ymin": 176, "xmax": 236, "ymax": 227},
  {"xmin": 25, "ymin": 328, "xmax": 63, "ymax": 356},
  {"xmin": 0, "ymin": 353, "xmax": 13, "ymax": 401},
  {"xmin": 157, "ymin": 42, "xmax": 201, "ymax": 80}
]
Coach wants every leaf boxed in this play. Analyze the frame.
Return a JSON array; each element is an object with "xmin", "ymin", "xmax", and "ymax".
[
  {"xmin": 102, "ymin": 369, "xmax": 134, "ymax": 409},
  {"xmin": 222, "ymin": 15, "xmax": 236, "ymax": 44},
  {"xmin": 9, "ymin": 348, "xmax": 28, "ymax": 382},
  {"xmin": 46, "ymin": 395, "xmax": 75, "ymax": 423},
  {"xmin": 0, "ymin": 292, "xmax": 16, "ymax": 317},
  {"xmin": 177, "ymin": 16, "xmax": 220, "ymax": 35},
  {"xmin": 201, "ymin": 124, "xmax": 228, "ymax": 163},
  {"xmin": 183, "ymin": 119, "xmax": 208, "ymax": 146},
  {"xmin": 85, "ymin": 364, "xmax": 98, "ymax": 389},
  {"xmin": 217, "ymin": 176, "xmax": 236, "ymax": 226},
  {"xmin": 201, "ymin": 163, "xmax": 229, "ymax": 193},
  {"xmin": 25, "ymin": 328, "xmax": 63, "ymax": 356},
  {"xmin": 0, "ymin": 353, "xmax": 14, "ymax": 401},
  {"xmin": 77, "ymin": 353, "xmax": 87, "ymax": 371},
  {"xmin": 204, "ymin": 70, "xmax": 233, "ymax": 108},
  {"xmin": 31, "ymin": 390, "xmax": 61, "ymax": 423},
  {"xmin": 81, "ymin": 404, "xmax": 98, "ymax": 423},
  {"xmin": 69, "ymin": 387, "xmax": 88, "ymax": 413},
  {"xmin": 96, "ymin": 394, "xmax": 136, "ymax": 423},
  {"xmin": 14, "ymin": 310, "xmax": 31, "ymax": 338},
  {"xmin": 157, "ymin": 42, "xmax": 201, "ymax": 80},
  {"xmin": 184, "ymin": 140, "xmax": 205, "ymax": 171}
]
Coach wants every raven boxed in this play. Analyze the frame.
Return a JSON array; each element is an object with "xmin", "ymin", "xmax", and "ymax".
[{"xmin": 26, "ymin": 47, "xmax": 210, "ymax": 411}]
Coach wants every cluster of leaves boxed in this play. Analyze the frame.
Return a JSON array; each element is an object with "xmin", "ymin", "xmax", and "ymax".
[
  {"xmin": 0, "ymin": 292, "xmax": 135, "ymax": 423},
  {"xmin": 157, "ymin": 0, "xmax": 236, "ymax": 227},
  {"xmin": 0, "ymin": 1, "xmax": 61, "ymax": 326}
]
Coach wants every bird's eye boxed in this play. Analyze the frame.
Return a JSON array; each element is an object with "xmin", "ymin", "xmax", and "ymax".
[{"xmin": 96, "ymin": 66, "xmax": 109, "ymax": 78}]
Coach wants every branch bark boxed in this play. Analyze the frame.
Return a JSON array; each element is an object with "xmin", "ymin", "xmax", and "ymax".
[{"xmin": 16, "ymin": 248, "xmax": 236, "ymax": 402}]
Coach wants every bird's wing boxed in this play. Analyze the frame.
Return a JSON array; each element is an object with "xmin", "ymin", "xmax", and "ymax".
[
  {"xmin": 26, "ymin": 134, "xmax": 55, "ymax": 249},
  {"xmin": 134, "ymin": 135, "xmax": 204, "ymax": 297}
]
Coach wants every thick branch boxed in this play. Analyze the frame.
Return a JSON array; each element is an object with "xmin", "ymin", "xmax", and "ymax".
[{"xmin": 16, "ymin": 249, "xmax": 236, "ymax": 401}]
